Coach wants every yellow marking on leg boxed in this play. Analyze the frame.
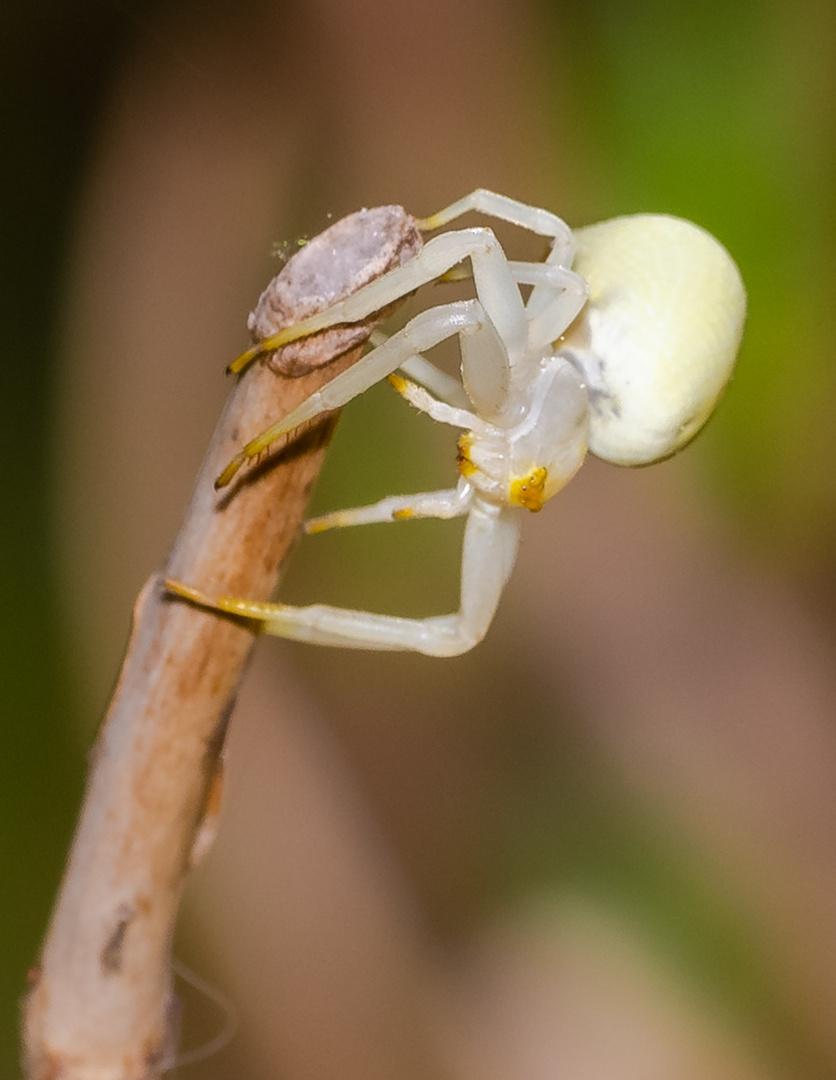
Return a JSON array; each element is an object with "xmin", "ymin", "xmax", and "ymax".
[
  {"xmin": 227, "ymin": 342, "xmax": 266, "ymax": 375},
  {"xmin": 304, "ymin": 512, "xmax": 349, "ymax": 534},
  {"xmin": 509, "ymin": 467, "xmax": 548, "ymax": 512},
  {"xmin": 437, "ymin": 264, "xmax": 472, "ymax": 283},
  {"xmin": 456, "ymin": 433, "xmax": 478, "ymax": 478},
  {"xmin": 416, "ymin": 211, "xmax": 445, "ymax": 232},
  {"xmin": 388, "ymin": 373, "xmax": 430, "ymax": 412},
  {"xmin": 213, "ymin": 596, "xmax": 283, "ymax": 621},
  {"xmin": 392, "ymin": 507, "xmax": 414, "ymax": 520},
  {"xmin": 216, "ymin": 410, "xmax": 308, "ymax": 489},
  {"xmin": 165, "ymin": 578, "xmax": 214, "ymax": 606},
  {"xmin": 227, "ymin": 314, "xmax": 326, "ymax": 374},
  {"xmin": 304, "ymin": 518, "xmax": 333, "ymax": 535},
  {"xmin": 165, "ymin": 577, "xmax": 279, "ymax": 624},
  {"xmin": 215, "ymin": 451, "xmax": 248, "ymax": 489}
]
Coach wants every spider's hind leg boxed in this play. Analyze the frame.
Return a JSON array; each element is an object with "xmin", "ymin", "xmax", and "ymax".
[{"xmin": 164, "ymin": 502, "xmax": 519, "ymax": 656}]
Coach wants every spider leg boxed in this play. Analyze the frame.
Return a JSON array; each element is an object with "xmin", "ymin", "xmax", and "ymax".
[
  {"xmin": 165, "ymin": 500, "xmax": 519, "ymax": 656},
  {"xmin": 507, "ymin": 261, "xmax": 590, "ymax": 351},
  {"xmin": 218, "ymin": 291, "xmax": 511, "ymax": 487},
  {"xmin": 366, "ymin": 329, "xmax": 471, "ymax": 408},
  {"xmin": 229, "ymin": 226, "xmax": 527, "ymax": 373},
  {"xmin": 218, "ymin": 299, "xmax": 487, "ymax": 486},
  {"xmin": 417, "ymin": 189, "xmax": 574, "ymax": 265},
  {"xmin": 414, "ymin": 257, "xmax": 589, "ymax": 359},
  {"xmin": 300, "ymin": 367, "xmax": 487, "ymax": 533},
  {"xmin": 304, "ymin": 483, "xmax": 471, "ymax": 534},
  {"xmin": 386, "ymin": 374, "xmax": 492, "ymax": 434},
  {"xmin": 398, "ymin": 353, "xmax": 471, "ymax": 408}
]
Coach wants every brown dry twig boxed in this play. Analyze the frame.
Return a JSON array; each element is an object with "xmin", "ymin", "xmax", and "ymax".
[{"xmin": 23, "ymin": 205, "xmax": 422, "ymax": 1080}]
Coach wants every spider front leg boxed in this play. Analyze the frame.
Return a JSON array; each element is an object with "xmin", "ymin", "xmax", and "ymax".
[
  {"xmin": 403, "ymin": 254, "xmax": 588, "ymax": 360},
  {"xmin": 217, "ymin": 300, "xmax": 482, "ymax": 486},
  {"xmin": 417, "ymin": 189, "xmax": 574, "ymax": 266},
  {"xmin": 229, "ymin": 224, "xmax": 528, "ymax": 375},
  {"xmin": 166, "ymin": 501, "xmax": 520, "ymax": 656},
  {"xmin": 217, "ymin": 287, "xmax": 511, "ymax": 487}
]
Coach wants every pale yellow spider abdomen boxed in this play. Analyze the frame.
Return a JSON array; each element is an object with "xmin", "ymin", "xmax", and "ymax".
[{"xmin": 563, "ymin": 214, "xmax": 747, "ymax": 466}]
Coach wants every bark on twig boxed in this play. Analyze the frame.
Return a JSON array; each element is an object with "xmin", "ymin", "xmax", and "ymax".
[{"xmin": 23, "ymin": 205, "xmax": 422, "ymax": 1080}]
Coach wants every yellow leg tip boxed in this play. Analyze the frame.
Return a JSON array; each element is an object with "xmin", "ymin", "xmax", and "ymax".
[
  {"xmin": 215, "ymin": 452, "xmax": 247, "ymax": 489},
  {"xmin": 304, "ymin": 518, "xmax": 334, "ymax": 535},
  {"xmin": 227, "ymin": 343, "xmax": 263, "ymax": 375},
  {"xmin": 164, "ymin": 578, "xmax": 213, "ymax": 606},
  {"xmin": 228, "ymin": 319, "xmax": 320, "ymax": 374},
  {"xmin": 416, "ymin": 212, "xmax": 443, "ymax": 232}
]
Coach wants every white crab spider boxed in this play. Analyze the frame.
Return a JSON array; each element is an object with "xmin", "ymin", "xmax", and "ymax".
[{"xmin": 166, "ymin": 190, "xmax": 746, "ymax": 656}]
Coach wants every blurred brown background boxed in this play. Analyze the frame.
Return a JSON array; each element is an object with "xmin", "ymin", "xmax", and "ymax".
[{"xmin": 3, "ymin": 0, "xmax": 836, "ymax": 1076}]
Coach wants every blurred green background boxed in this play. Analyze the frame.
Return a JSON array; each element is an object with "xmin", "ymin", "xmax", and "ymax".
[{"xmin": 3, "ymin": 0, "xmax": 836, "ymax": 1077}]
